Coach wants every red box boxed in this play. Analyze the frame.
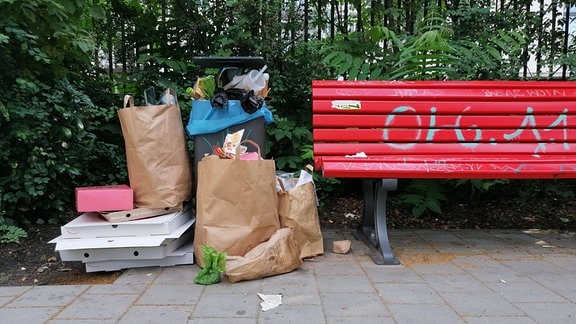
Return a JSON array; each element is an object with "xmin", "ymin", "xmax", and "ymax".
[{"xmin": 75, "ymin": 185, "xmax": 134, "ymax": 212}]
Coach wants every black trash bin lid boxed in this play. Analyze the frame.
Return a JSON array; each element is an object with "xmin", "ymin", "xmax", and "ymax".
[{"xmin": 192, "ymin": 56, "xmax": 266, "ymax": 69}]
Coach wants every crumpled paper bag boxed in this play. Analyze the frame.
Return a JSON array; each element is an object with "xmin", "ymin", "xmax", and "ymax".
[{"xmin": 225, "ymin": 228, "xmax": 302, "ymax": 283}]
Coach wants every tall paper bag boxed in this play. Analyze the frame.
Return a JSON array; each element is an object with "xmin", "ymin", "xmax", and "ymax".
[
  {"xmin": 194, "ymin": 154, "xmax": 280, "ymax": 267},
  {"xmin": 118, "ymin": 90, "xmax": 192, "ymax": 208}
]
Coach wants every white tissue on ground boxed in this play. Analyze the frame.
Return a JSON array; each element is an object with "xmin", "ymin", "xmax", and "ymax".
[{"xmin": 257, "ymin": 293, "xmax": 282, "ymax": 311}]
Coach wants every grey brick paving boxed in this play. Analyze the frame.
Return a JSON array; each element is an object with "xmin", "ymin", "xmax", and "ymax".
[
  {"xmin": 387, "ymin": 304, "xmax": 464, "ymax": 324},
  {"xmin": 320, "ymin": 292, "xmax": 390, "ymax": 317},
  {"xmin": 6, "ymin": 285, "xmax": 88, "ymax": 307},
  {"xmin": 192, "ymin": 292, "xmax": 258, "ymax": 319},
  {"xmin": 1, "ymin": 228, "xmax": 575, "ymax": 323},
  {"xmin": 118, "ymin": 305, "xmax": 192, "ymax": 323},
  {"xmin": 439, "ymin": 291, "xmax": 525, "ymax": 317},
  {"xmin": 53, "ymin": 293, "xmax": 138, "ymax": 320},
  {"xmin": 259, "ymin": 304, "xmax": 325, "ymax": 323},
  {"xmin": 326, "ymin": 316, "xmax": 396, "ymax": 324},
  {"xmin": 136, "ymin": 284, "xmax": 202, "ymax": 305},
  {"xmin": 0, "ymin": 306, "xmax": 61, "ymax": 323}
]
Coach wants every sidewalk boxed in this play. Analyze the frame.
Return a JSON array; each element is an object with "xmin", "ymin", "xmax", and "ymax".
[{"xmin": 1, "ymin": 228, "xmax": 575, "ymax": 323}]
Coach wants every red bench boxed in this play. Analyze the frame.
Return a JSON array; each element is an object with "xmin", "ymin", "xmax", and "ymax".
[{"xmin": 312, "ymin": 80, "xmax": 576, "ymax": 265}]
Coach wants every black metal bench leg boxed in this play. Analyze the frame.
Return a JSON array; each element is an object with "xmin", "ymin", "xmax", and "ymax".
[
  {"xmin": 353, "ymin": 179, "xmax": 400, "ymax": 265},
  {"xmin": 353, "ymin": 180, "xmax": 376, "ymax": 244}
]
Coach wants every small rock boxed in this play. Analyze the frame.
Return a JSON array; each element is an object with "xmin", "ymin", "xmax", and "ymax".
[
  {"xmin": 57, "ymin": 268, "xmax": 72, "ymax": 272},
  {"xmin": 47, "ymin": 256, "xmax": 58, "ymax": 262},
  {"xmin": 332, "ymin": 240, "xmax": 352, "ymax": 254}
]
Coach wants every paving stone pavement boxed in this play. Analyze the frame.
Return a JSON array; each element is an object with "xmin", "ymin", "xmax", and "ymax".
[{"xmin": 1, "ymin": 228, "xmax": 575, "ymax": 323}]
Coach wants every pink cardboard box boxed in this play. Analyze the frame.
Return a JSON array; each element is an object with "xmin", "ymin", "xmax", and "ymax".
[{"xmin": 76, "ymin": 185, "xmax": 134, "ymax": 212}]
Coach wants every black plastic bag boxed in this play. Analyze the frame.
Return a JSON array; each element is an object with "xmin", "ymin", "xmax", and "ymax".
[
  {"xmin": 210, "ymin": 88, "xmax": 228, "ymax": 109},
  {"xmin": 211, "ymin": 88, "xmax": 264, "ymax": 113},
  {"xmin": 225, "ymin": 89, "xmax": 264, "ymax": 113},
  {"xmin": 240, "ymin": 90, "xmax": 264, "ymax": 114}
]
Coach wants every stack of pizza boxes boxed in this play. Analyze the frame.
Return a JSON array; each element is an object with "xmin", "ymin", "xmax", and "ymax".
[{"xmin": 49, "ymin": 185, "xmax": 195, "ymax": 272}]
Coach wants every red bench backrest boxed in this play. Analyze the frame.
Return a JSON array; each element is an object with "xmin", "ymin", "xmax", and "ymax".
[{"xmin": 312, "ymin": 80, "xmax": 576, "ymax": 178}]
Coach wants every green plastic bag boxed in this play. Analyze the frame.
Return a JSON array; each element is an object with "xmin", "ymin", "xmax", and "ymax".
[{"xmin": 195, "ymin": 245, "xmax": 227, "ymax": 285}]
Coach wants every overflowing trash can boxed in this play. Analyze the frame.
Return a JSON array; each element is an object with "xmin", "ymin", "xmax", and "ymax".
[{"xmin": 185, "ymin": 56, "xmax": 274, "ymax": 185}]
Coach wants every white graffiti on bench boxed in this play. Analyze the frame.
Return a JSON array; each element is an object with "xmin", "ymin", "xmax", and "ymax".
[
  {"xmin": 382, "ymin": 106, "xmax": 571, "ymax": 153},
  {"xmin": 329, "ymin": 160, "xmax": 576, "ymax": 174}
]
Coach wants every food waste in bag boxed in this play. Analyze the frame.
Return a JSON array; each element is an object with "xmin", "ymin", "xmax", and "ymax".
[
  {"xmin": 211, "ymin": 130, "xmax": 260, "ymax": 160},
  {"xmin": 195, "ymin": 245, "xmax": 227, "ymax": 285}
]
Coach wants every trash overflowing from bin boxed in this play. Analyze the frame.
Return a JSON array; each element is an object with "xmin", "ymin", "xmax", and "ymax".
[
  {"xmin": 49, "ymin": 57, "xmax": 330, "ymax": 287},
  {"xmin": 185, "ymin": 60, "xmax": 274, "ymax": 140},
  {"xmin": 188, "ymin": 61, "xmax": 270, "ymax": 112}
]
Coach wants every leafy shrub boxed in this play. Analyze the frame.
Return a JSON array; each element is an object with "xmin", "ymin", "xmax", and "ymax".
[
  {"xmin": 0, "ymin": 78, "xmax": 127, "ymax": 226},
  {"xmin": 0, "ymin": 224, "xmax": 27, "ymax": 244},
  {"xmin": 0, "ymin": 0, "xmax": 134, "ymax": 226},
  {"xmin": 396, "ymin": 180, "xmax": 449, "ymax": 217}
]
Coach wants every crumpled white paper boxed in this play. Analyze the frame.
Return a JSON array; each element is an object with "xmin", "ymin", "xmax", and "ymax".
[
  {"xmin": 345, "ymin": 152, "xmax": 368, "ymax": 158},
  {"xmin": 276, "ymin": 167, "xmax": 314, "ymax": 191},
  {"xmin": 257, "ymin": 293, "xmax": 282, "ymax": 311}
]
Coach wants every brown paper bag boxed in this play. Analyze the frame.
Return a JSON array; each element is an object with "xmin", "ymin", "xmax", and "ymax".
[
  {"xmin": 277, "ymin": 177, "xmax": 324, "ymax": 259},
  {"xmin": 118, "ymin": 90, "xmax": 192, "ymax": 208},
  {"xmin": 225, "ymin": 228, "xmax": 302, "ymax": 283},
  {"xmin": 194, "ymin": 154, "xmax": 280, "ymax": 267}
]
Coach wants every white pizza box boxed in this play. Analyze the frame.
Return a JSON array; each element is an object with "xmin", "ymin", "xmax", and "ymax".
[
  {"xmin": 54, "ymin": 225, "xmax": 193, "ymax": 262},
  {"xmin": 59, "ymin": 204, "xmax": 193, "ymax": 238},
  {"xmin": 84, "ymin": 241, "xmax": 194, "ymax": 272},
  {"xmin": 50, "ymin": 218, "xmax": 194, "ymax": 262}
]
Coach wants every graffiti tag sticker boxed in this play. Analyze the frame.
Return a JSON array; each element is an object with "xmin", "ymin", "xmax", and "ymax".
[{"xmin": 332, "ymin": 100, "xmax": 361, "ymax": 110}]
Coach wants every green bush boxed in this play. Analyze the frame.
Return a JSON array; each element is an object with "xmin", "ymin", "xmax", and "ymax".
[
  {"xmin": 0, "ymin": 78, "xmax": 127, "ymax": 226},
  {"xmin": 0, "ymin": 0, "xmax": 127, "ymax": 226},
  {"xmin": 0, "ymin": 224, "xmax": 27, "ymax": 244},
  {"xmin": 395, "ymin": 180, "xmax": 449, "ymax": 217}
]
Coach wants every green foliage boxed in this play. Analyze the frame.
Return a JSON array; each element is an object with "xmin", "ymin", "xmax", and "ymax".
[
  {"xmin": 507, "ymin": 180, "xmax": 576, "ymax": 204},
  {"xmin": 385, "ymin": 12, "xmax": 457, "ymax": 80},
  {"xmin": 0, "ymin": 78, "xmax": 126, "ymax": 226},
  {"xmin": 0, "ymin": 224, "xmax": 28, "ymax": 244},
  {"xmin": 267, "ymin": 115, "xmax": 311, "ymax": 170},
  {"xmin": 544, "ymin": 182, "xmax": 576, "ymax": 200},
  {"xmin": 318, "ymin": 11, "xmax": 457, "ymax": 81},
  {"xmin": 264, "ymin": 42, "xmax": 330, "ymax": 172},
  {"xmin": 319, "ymin": 27, "xmax": 399, "ymax": 81},
  {"xmin": 0, "ymin": 0, "xmax": 125, "ymax": 226},
  {"xmin": 396, "ymin": 180, "xmax": 448, "ymax": 217},
  {"xmin": 453, "ymin": 179, "xmax": 510, "ymax": 196},
  {"xmin": 319, "ymin": 7, "xmax": 531, "ymax": 81}
]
